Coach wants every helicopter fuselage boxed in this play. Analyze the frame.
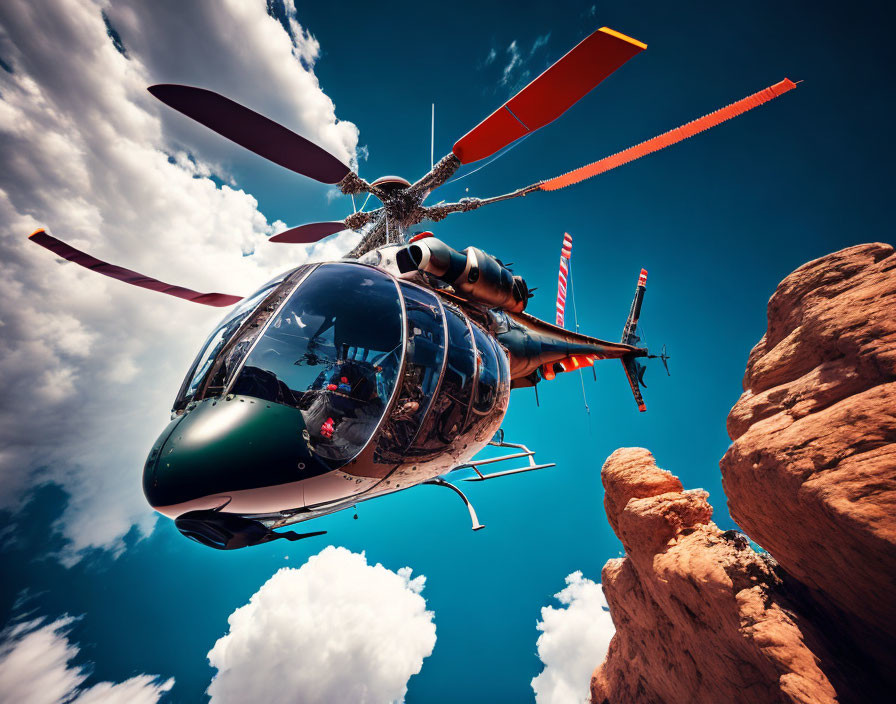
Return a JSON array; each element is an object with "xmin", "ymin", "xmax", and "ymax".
[
  {"xmin": 142, "ymin": 243, "xmax": 645, "ymax": 549},
  {"xmin": 143, "ymin": 255, "xmax": 511, "ymax": 542}
]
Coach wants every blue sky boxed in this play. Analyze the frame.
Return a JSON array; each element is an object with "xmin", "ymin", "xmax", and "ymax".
[{"xmin": 1, "ymin": 1, "xmax": 894, "ymax": 702}]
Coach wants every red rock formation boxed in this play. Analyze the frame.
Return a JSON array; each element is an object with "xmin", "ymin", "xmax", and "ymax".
[
  {"xmin": 591, "ymin": 448, "xmax": 840, "ymax": 704},
  {"xmin": 720, "ymin": 243, "xmax": 896, "ymax": 681}
]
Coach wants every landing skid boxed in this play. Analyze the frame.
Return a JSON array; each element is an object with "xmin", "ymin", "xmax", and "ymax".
[
  {"xmin": 456, "ymin": 441, "xmax": 556, "ymax": 482},
  {"xmin": 428, "ymin": 440, "xmax": 555, "ymax": 531}
]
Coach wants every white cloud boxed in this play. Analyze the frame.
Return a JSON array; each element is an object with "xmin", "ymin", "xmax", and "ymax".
[
  {"xmin": 103, "ymin": 0, "xmax": 360, "ymax": 171},
  {"xmin": 206, "ymin": 547, "xmax": 436, "ymax": 704},
  {"xmin": 0, "ymin": 0, "xmax": 359, "ymax": 561},
  {"xmin": 0, "ymin": 616, "xmax": 173, "ymax": 704},
  {"xmin": 530, "ymin": 33, "xmax": 550, "ymax": 57},
  {"xmin": 531, "ymin": 571, "xmax": 615, "ymax": 704},
  {"xmin": 500, "ymin": 40, "xmax": 521, "ymax": 86}
]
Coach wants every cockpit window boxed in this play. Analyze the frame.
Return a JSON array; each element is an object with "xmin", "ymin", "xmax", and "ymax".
[
  {"xmin": 408, "ymin": 304, "xmax": 475, "ymax": 450},
  {"xmin": 471, "ymin": 323, "xmax": 500, "ymax": 415},
  {"xmin": 230, "ymin": 263, "xmax": 404, "ymax": 467},
  {"xmin": 373, "ymin": 283, "xmax": 447, "ymax": 464},
  {"xmin": 174, "ymin": 272, "xmax": 286, "ymax": 411}
]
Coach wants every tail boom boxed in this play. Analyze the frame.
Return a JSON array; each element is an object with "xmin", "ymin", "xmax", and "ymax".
[{"xmin": 500, "ymin": 310, "xmax": 643, "ymax": 384}]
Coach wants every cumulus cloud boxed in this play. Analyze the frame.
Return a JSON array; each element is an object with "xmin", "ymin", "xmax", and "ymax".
[
  {"xmin": 531, "ymin": 571, "xmax": 615, "ymax": 704},
  {"xmin": 103, "ymin": 0, "xmax": 359, "ymax": 171},
  {"xmin": 0, "ymin": 616, "xmax": 173, "ymax": 703},
  {"xmin": 0, "ymin": 0, "xmax": 359, "ymax": 561},
  {"xmin": 206, "ymin": 547, "xmax": 436, "ymax": 704}
]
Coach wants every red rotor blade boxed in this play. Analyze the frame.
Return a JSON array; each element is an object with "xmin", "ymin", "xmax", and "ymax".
[
  {"xmin": 28, "ymin": 230, "xmax": 243, "ymax": 307},
  {"xmin": 268, "ymin": 221, "xmax": 346, "ymax": 243},
  {"xmin": 539, "ymin": 78, "xmax": 798, "ymax": 191},
  {"xmin": 453, "ymin": 27, "xmax": 646, "ymax": 164},
  {"xmin": 148, "ymin": 84, "xmax": 352, "ymax": 185}
]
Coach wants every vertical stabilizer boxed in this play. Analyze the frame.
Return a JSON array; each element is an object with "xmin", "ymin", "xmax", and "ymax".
[
  {"xmin": 621, "ymin": 268, "xmax": 648, "ymax": 411},
  {"xmin": 621, "ymin": 268, "xmax": 647, "ymax": 346}
]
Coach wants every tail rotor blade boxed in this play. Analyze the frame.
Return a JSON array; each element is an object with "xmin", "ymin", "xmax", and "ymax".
[
  {"xmin": 148, "ymin": 84, "xmax": 352, "ymax": 185},
  {"xmin": 28, "ymin": 230, "xmax": 243, "ymax": 307},
  {"xmin": 269, "ymin": 221, "xmax": 347, "ymax": 243}
]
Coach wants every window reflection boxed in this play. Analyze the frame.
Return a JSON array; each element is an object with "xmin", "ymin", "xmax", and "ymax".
[
  {"xmin": 175, "ymin": 272, "xmax": 286, "ymax": 411},
  {"xmin": 231, "ymin": 263, "xmax": 403, "ymax": 467},
  {"xmin": 407, "ymin": 304, "xmax": 475, "ymax": 455},
  {"xmin": 375, "ymin": 283, "xmax": 446, "ymax": 463},
  {"xmin": 471, "ymin": 323, "xmax": 500, "ymax": 415}
]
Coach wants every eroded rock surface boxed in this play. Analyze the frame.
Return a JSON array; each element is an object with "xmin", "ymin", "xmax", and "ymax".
[
  {"xmin": 720, "ymin": 243, "xmax": 896, "ymax": 678},
  {"xmin": 591, "ymin": 448, "xmax": 840, "ymax": 704}
]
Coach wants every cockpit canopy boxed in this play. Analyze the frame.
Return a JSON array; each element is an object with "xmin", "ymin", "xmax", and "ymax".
[
  {"xmin": 230, "ymin": 263, "xmax": 404, "ymax": 465},
  {"xmin": 172, "ymin": 260, "xmax": 508, "ymax": 473}
]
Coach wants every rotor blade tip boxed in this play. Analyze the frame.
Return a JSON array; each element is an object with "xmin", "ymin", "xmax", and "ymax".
[
  {"xmin": 28, "ymin": 228, "xmax": 46, "ymax": 239},
  {"xmin": 598, "ymin": 27, "xmax": 647, "ymax": 50}
]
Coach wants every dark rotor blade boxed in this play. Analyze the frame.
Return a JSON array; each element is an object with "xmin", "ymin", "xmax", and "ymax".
[
  {"xmin": 269, "ymin": 209, "xmax": 382, "ymax": 245},
  {"xmin": 269, "ymin": 221, "xmax": 347, "ymax": 243},
  {"xmin": 148, "ymin": 84, "xmax": 352, "ymax": 184},
  {"xmin": 29, "ymin": 230, "xmax": 243, "ymax": 307},
  {"xmin": 452, "ymin": 27, "xmax": 646, "ymax": 164}
]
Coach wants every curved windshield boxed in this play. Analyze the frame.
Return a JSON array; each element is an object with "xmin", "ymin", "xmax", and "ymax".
[
  {"xmin": 230, "ymin": 263, "xmax": 403, "ymax": 467},
  {"xmin": 174, "ymin": 272, "xmax": 287, "ymax": 411}
]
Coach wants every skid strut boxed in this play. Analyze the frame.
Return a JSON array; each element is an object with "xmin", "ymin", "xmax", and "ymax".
[{"xmin": 423, "ymin": 478, "xmax": 485, "ymax": 531}]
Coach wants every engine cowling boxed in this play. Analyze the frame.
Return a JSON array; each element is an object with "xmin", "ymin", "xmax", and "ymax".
[{"xmin": 395, "ymin": 237, "xmax": 529, "ymax": 312}]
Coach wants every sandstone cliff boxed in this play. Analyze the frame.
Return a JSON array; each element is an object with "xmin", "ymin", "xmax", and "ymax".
[
  {"xmin": 591, "ymin": 244, "xmax": 895, "ymax": 703},
  {"xmin": 721, "ymin": 243, "xmax": 896, "ymax": 682},
  {"xmin": 591, "ymin": 448, "xmax": 839, "ymax": 704}
]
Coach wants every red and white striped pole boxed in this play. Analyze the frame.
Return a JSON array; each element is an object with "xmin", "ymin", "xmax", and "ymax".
[{"xmin": 556, "ymin": 232, "xmax": 573, "ymax": 327}]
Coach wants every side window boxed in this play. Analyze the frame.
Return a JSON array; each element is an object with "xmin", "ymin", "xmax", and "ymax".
[
  {"xmin": 374, "ymin": 283, "xmax": 446, "ymax": 464},
  {"xmin": 408, "ymin": 304, "xmax": 475, "ymax": 455},
  {"xmin": 470, "ymin": 323, "xmax": 500, "ymax": 415},
  {"xmin": 400, "ymin": 283, "xmax": 447, "ymax": 425}
]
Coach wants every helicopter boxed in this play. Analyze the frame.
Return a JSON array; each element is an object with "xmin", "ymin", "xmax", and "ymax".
[{"xmin": 28, "ymin": 27, "xmax": 795, "ymax": 550}]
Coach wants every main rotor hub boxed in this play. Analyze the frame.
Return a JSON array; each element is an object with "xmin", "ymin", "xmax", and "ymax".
[{"xmin": 370, "ymin": 175, "xmax": 411, "ymax": 198}]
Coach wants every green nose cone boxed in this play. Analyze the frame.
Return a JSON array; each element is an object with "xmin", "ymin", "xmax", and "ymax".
[{"xmin": 143, "ymin": 396, "xmax": 326, "ymax": 510}]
